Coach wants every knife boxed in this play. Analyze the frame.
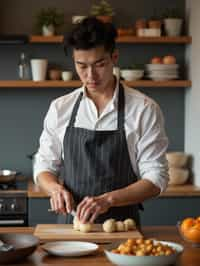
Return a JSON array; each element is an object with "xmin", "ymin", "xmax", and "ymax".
[{"xmin": 48, "ymin": 208, "xmax": 77, "ymax": 217}]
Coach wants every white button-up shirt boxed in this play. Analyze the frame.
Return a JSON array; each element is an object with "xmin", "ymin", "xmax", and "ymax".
[{"xmin": 34, "ymin": 80, "xmax": 169, "ymax": 192}]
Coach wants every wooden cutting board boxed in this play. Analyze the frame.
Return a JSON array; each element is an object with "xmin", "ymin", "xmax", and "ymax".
[{"xmin": 34, "ymin": 224, "xmax": 143, "ymax": 243}]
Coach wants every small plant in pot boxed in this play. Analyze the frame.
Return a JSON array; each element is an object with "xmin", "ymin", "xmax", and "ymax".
[
  {"xmin": 148, "ymin": 9, "xmax": 161, "ymax": 29},
  {"xmin": 36, "ymin": 7, "xmax": 64, "ymax": 36},
  {"xmin": 162, "ymin": 8, "xmax": 183, "ymax": 36},
  {"xmin": 90, "ymin": 0, "xmax": 115, "ymax": 23}
]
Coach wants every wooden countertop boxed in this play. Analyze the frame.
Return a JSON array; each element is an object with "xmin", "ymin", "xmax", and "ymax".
[
  {"xmin": 28, "ymin": 180, "xmax": 200, "ymax": 198},
  {"xmin": 0, "ymin": 226, "xmax": 199, "ymax": 266}
]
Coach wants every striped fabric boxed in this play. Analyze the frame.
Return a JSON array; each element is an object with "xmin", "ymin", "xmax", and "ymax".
[{"xmin": 59, "ymin": 83, "xmax": 141, "ymax": 224}]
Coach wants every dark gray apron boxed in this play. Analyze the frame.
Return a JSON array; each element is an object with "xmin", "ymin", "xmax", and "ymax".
[{"xmin": 57, "ymin": 83, "xmax": 142, "ymax": 224}]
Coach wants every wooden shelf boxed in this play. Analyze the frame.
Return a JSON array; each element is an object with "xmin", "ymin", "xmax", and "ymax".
[
  {"xmin": 29, "ymin": 35, "xmax": 64, "ymax": 43},
  {"xmin": 116, "ymin": 36, "xmax": 192, "ymax": 44},
  {"xmin": 0, "ymin": 80, "xmax": 191, "ymax": 88},
  {"xmin": 0, "ymin": 80, "xmax": 81, "ymax": 88},
  {"xmin": 29, "ymin": 35, "xmax": 192, "ymax": 44}
]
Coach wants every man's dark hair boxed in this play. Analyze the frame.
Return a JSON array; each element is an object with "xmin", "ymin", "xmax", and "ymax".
[{"xmin": 64, "ymin": 17, "xmax": 118, "ymax": 54}]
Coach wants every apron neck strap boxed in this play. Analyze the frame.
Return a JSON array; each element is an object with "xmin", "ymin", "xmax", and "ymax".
[
  {"xmin": 68, "ymin": 82, "xmax": 125, "ymax": 130},
  {"xmin": 118, "ymin": 82, "xmax": 125, "ymax": 130},
  {"xmin": 68, "ymin": 92, "xmax": 83, "ymax": 128}
]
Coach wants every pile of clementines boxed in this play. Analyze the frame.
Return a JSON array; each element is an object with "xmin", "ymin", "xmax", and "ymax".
[{"xmin": 180, "ymin": 216, "xmax": 200, "ymax": 243}]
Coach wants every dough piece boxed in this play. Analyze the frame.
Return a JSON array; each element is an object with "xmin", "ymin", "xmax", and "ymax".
[
  {"xmin": 123, "ymin": 218, "xmax": 136, "ymax": 231},
  {"xmin": 102, "ymin": 219, "xmax": 116, "ymax": 233},
  {"xmin": 79, "ymin": 223, "xmax": 93, "ymax": 233},
  {"xmin": 73, "ymin": 216, "xmax": 80, "ymax": 231},
  {"xmin": 115, "ymin": 221, "xmax": 125, "ymax": 232}
]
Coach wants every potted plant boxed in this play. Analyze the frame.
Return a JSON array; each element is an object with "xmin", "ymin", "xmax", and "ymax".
[
  {"xmin": 36, "ymin": 7, "xmax": 64, "ymax": 36},
  {"xmin": 90, "ymin": 0, "xmax": 115, "ymax": 23},
  {"xmin": 148, "ymin": 10, "xmax": 162, "ymax": 29},
  {"xmin": 162, "ymin": 8, "xmax": 183, "ymax": 36}
]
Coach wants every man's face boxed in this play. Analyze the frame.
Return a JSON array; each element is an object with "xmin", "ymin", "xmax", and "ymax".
[{"xmin": 73, "ymin": 46, "xmax": 118, "ymax": 92}]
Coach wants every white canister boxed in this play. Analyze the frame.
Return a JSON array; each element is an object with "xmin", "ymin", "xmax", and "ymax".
[{"xmin": 31, "ymin": 59, "xmax": 48, "ymax": 81}]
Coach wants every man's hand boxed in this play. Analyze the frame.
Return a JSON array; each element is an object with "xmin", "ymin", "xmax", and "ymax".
[
  {"xmin": 76, "ymin": 194, "xmax": 112, "ymax": 223},
  {"xmin": 50, "ymin": 187, "xmax": 74, "ymax": 215}
]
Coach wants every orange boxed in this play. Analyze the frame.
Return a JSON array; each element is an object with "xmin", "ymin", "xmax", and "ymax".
[
  {"xmin": 193, "ymin": 223, "xmax": 200, "ymax": 230},
  {"xmin": 183, "ymin": 227, "xmax": 200, "ymax": 243},
  {"xmin": 196, "ymin": 216, "xmax": 200, "ymax": 223},
  {"xmin": 180, "ymin": 218, "xmax": 195, "ymax": 233}
]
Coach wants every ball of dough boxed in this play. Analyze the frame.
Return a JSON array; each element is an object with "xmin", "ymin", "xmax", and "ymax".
[
  {"xmin": 102, "ymin": 219, "xmax": 116, "ymax": 233},
  {"xmin": 124, "ymin": 218, "xmax": 136, "ymax": 231},
  {"xmin": 73, "ymin": 216, "xmax": 80, "ymax": 231},
  {"xmin": 79, "ymin": 223, "xmax": 92, "ymax": 233},
  {"xmin": 115, "ymin": 221, "xmax": 125, "ymax": 232}
]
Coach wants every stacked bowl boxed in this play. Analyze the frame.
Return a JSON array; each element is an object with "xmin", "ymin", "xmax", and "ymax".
[
  {"xmin": 166, "ymin": 152, "xmax": 189, "ymax": 185},
  {"xmin": 146, "ymin": 64, "xmax": 179, "ymax": 80}
]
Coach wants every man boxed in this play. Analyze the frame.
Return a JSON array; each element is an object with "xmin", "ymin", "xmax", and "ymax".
[{"xmin": 34, "ymin": 17, "xmax": 169, "ymax": 225}]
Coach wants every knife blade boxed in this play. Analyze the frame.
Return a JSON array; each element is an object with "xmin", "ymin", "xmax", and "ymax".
[{"xmin": 48, "ymin": 208, "xmax": 77, "ymax": 217}]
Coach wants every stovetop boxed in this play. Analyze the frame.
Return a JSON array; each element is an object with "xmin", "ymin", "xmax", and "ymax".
[{"xmin": 0, "ymin": 179, "xmax": 28, "ymax": 193}]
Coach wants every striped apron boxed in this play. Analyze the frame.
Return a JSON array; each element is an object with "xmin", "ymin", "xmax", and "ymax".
[{"xmin": 58, "ymin": 83, "xmax": 142, "ymax": 224}]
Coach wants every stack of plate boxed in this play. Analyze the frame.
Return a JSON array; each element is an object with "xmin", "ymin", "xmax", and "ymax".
[{"xmin": 146, "ymin": 64, "xmax": 179, "ymax": 81}]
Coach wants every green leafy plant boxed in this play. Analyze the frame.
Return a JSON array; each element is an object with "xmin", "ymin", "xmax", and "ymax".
[
  {"xmin": 36, "ymin": 7, "xmax": 64, "ymax": 28},
  {"xmin": 90, "ymin": 0, "xmax": 115, "ymax": 16},
  {"xmin": 162, "ymin": 8, "xmax": 182, "ymax": 19},
  {"xmin": 149, "ymin": 8, "xmax": 161, "ymax": 21}
]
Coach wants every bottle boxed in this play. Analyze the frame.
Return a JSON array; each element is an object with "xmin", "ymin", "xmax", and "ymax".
[{"xmin": 18, "ymin": 52, "xmax": 31, "ymax": 80}]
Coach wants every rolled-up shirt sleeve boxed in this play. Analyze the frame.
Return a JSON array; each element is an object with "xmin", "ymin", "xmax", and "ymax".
[
  {"xmin": 33, "ymin": 101, "xmax": 62, "ymax": 184},
  {"xmin": 136, "ymin": 101, "xmax": 169, "ymax": 193}
]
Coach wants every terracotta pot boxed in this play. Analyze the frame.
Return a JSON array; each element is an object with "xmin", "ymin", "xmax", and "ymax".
[
  {"xmin": 117, "ymin": 28, "xmax": 134, "ymax": 36},
  {"xmin": 135, "ymin": 19, "xmax": 147, "ymax": 36},
  {"xmin": 148, "ymin": 20, "xmax": 161, "ymax": 29},
  {"xmin": 135, "ymin": 19, "xmax": 146, "ymax": 29},
  {"xmin": 48, "ymin": 69, "xmax": 61, "ymax": 80},
  {"xmin": 96, "ymin": 16, "xmax": 113, "ymax": 23}
]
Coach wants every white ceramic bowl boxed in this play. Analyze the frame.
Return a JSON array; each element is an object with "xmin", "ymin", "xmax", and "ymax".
[
  {"xmin": 104, "ymin": 240, "xmax": 183, "ymax": 266},
  {"xmin": 120, "ymin": 69, "xmax": 144, "ymax": 81},
  {"xmin": 168, "ymin": 167, "xmax": 189, "ymax": 185},
  {"xmin": 147, "ymin": 74, "xmax": 178, "ymax": 81},
  {"xmin": 62, "ymin": 71, "xmax": 73, "ymax": 81},
  {"xmin": 166, "ymin": 152, "xmax": 189, "ymax": 168}
]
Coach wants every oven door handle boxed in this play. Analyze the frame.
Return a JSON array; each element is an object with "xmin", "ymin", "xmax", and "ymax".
[{"xmin": 0, "ymin": 220, "xmax": 25, "ymax": 225}]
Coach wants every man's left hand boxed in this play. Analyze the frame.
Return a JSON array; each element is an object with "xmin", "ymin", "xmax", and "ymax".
[{"xmin": 76, "ymin": 194, "xmax": 112, "ymax": 223}]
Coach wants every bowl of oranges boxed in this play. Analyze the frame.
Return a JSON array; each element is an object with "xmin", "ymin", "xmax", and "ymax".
[
  {"xmin": 104, "ymin": 238, "xmax": 183, "ymax": 266},
  {"xmin": 178, "ymin": 216, "xmax": 200, "ymax": 247}
]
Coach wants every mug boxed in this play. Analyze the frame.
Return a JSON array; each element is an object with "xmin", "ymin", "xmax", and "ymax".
[{"xmin": 62, "ymin": 71, "xmax": 73, "ymax": 81}]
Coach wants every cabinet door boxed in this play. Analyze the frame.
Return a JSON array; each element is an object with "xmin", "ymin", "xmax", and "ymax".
[
  {"xmin": 28, "ymin": 198, "xmax": 57, "ymax": 226},
  {"xmin": 141, "ymin": 197, "xmax": 200, "ymax": 225}
]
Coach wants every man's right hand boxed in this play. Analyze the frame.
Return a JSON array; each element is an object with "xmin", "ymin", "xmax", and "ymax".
[
  {"xmin": 37, "ymin": 171, "xmax": 75, "ymax": 215},
  {"xmin": 50, "ymin": 186, "xmax": 74, "ymax": 215}
]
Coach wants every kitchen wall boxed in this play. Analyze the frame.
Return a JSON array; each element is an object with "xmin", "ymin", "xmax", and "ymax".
[{"xmin": 0, "ymin": 0, "xmax": 186, "ymax": 177}]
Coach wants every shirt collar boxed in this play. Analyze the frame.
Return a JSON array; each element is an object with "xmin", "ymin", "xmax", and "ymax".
[{"xmin": 81, "ymin": 76, "xmax": 120, "ymax": 109}]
